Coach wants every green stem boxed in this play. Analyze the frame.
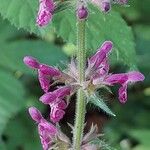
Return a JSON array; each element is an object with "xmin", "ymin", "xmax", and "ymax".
[{"xmin": 73, "ymin": 19, "xmax": 87, "ymax": 150}]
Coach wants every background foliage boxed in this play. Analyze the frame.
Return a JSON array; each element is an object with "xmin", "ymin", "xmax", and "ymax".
[{"xmin": 0, "ymin": 0, "xmax": 150, "ymax": 149}]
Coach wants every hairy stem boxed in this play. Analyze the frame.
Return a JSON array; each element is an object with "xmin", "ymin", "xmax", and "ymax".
[{"xmin": 73, "ymin": 19, "xmax": 86, "ymax": 150}]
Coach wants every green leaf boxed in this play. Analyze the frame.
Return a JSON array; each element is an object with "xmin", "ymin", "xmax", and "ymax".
[
  {"xmin": 88, "ymin": 94, "xmax": 116, "ymax": 117},
  {"xmin": 0, "ymin": 70, "xmax": 25, "ymax": 134},
  {"xmin": 0, "ymin": 0, "xmax": 52, "ymax": 36},
  {"xmin": 53, "ymin": 5, "xmax": 136, "ymax": 68},
  {"xmin": 0, "ymin": 40, "xmax": 68, "ymax": 74},
  {"xmin": 4, "ymin": 111, "xmax": 42, "ymax": 150},
  {"xmin": 0, "ymin": 0, "xmax": 136, "ymax": 67}
]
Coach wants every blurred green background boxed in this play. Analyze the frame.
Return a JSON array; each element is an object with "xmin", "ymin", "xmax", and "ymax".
[{"xmin": 0, "ymin": 0, "xmax": 150, "ymax": 150}]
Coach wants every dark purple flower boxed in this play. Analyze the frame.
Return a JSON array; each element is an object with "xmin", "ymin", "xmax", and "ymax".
[
  {"xmin": 36, "ymin": 0, "xmax": 55, "ymax": 27},
  {"xmin": 77, "ymin": 6, "xmax": 88, "ymax": 20}
]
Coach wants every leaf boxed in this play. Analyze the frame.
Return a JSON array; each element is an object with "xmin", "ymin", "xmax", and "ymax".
[
  {"xmin": 0, "ymin": 0, "xmax": 52, "ymax": 36},
  {"xmin": 0, "ymin": 40, "xmax": 68, "ymax": 74},
  {"xmin": 0, "ymin": 0, "xmax": 136, "ymax": 67},
  {"xmin": 53, "ymin": 5, "xmax": 136, "ymax": 68},
  {"xmin": 88, "ymin": 94, "xmax": 116, "ymax": 117},
  {"xmin": 0, "ymin": 16, "xmax": 26, "ymax": 42},
  {"xmin": 0, "ymin": 70, "xmax": 25, "ymax": 134},
  {"xmin": 3, "ymin": 111, "xmax": 42, "ymax": 150}
]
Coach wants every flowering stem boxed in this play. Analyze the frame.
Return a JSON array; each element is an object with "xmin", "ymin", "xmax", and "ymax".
[{"xmin": 73, "ymin": 19, "xmax": 86, "ymax": 149}]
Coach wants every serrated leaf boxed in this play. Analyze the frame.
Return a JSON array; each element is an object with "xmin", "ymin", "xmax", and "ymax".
[
  {"xmin": 0, "ymin": 70, "xmax": 25, "ymax": 134},
  {"xmin": 0, "ymin": 40, "xmax": 68, "ymax": 74},
  {"xmin": 53, "ymin": 6, "xmax": 136, "ymax": 68},
  {"xmin": 88, "ymin": 94, "xmax": 116, "ymax": 117},
  {"xmin": 0, "ymin": 1, "xmax": 136, "ymax": 68},
  {"xmin": 0, "ymin": 0, "xmax": 52, "ymax": 35}
]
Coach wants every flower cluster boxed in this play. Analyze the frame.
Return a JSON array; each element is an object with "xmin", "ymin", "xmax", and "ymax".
[
  {"xmin": 36, "ymin": 0, "xmax": 128, "ymax": 27},
  {"xmin": 24, "ymin": 41, "xmax": 144, "ymax": 149},
  {"xmin": 24, "ymin": 41, "xmax": 144, "ymax": 121}
]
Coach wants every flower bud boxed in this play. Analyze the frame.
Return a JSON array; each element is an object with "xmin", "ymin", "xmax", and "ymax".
[
  {"xmin": 77, "ymin": 6, "xmax": 88, "ymax": 20},
  {"xmin": 23, "ymin": 56, "xmax": 40, "ymax": 69},
  {"xmin": 28, "ymin": 107, "xmax": 43, "ymax": 123},
  {"xmin": 101, "ymin": 1, "xmax": 111, "ymax": 12}
]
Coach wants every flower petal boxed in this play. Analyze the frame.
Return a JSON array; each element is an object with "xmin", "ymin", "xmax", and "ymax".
[
  {"xmin": 105, "ymin": 73, "xmax": 128, "ymax": 85},
  {"xmin": 40, "ymin": 64, "xmax": 61, "ymax": 76},
  {"xmin": 118, "ymin": 84, "xmax": 127, "ymax": 103},
  {"xmin": 54, "ymin": 86, "xmax": 71, "ymax": 98},
  {"xmin": 28, "ymin": 107, "xmax": 43, "ymax": 123},
  {"xmin": 89, "ymin": 41, "xmax": 113, "ymax": 69},
  {"xmin": 36, "ymin": 0, "xmax": 55, "ymax": 27},
  {"xmin": 40, "ymin": 92, "xmax": 57, "ymax": 104},
  {"xmin": 127, "ymin": 71, "xmax": 145, "ymax": 82},
  {"xmin": 38, "ymin": 120, "xmax": 57, "ymax": 150},
  {"xmin": 23, "ymin": 56, "xmax": 40, "ymax": 69},
  {"xmin": 50, "ymin": 107, "xmax": 65, "ymax": 123},
  {"xmin": 38, "ymin": 70, "xmax": 50, "ymax": 93}
]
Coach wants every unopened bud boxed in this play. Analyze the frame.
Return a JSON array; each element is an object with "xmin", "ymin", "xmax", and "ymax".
[{"xmin": 77, "ymin": 6, "xmax": 88, "ymax": 20}]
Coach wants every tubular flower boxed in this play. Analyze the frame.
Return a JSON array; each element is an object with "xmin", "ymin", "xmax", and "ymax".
[
  {"xmin": 91, "ymin": 0, "xmax": 128, "ymax": 12},
  {"xmin": 23, "ymin": 56, "xmax": 61, "ymax": 93},
  {"xmin": 84, "ymin": 41, "xmax": 144, "ymax": 103},
  {"xmin": 36, "ymin": 0, "xmax": 55, "ymax": 27},
  {"xmin": 40, "ymin": 86, "xmax": 71, "ymax": 123},
  {"xmin": 28, "ymin": 107, "xmax": 71, "ymax": 150}
]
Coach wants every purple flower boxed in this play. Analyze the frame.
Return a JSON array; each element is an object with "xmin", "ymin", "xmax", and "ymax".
[
  {"xmin": 50, "ymin": 107, "xmax": 65, "ymax": 123},
  {"xmin": 40, "ymin": 86, "xmax": 71, "ymax": 104},
  {"xmin": 23, "ymin": 56, "xmax": 40, "ymax": 69},
  {"xmin": 29, "ymin": 107, "xmax": 43, "ymax": 123},
  {"xmin": 23, "ymin": 56, "xmax": 61, "ymax": 92},
  {"xmin": 36, "ymin": 0, "xmax": 55, "ymax": 27},
  {"xmin": 28, "ymin": 107, "xmax": 57, "ymax": 150},
  {"xmin": 40, "ymin": 86, "xmax": 71, "ymax": 123},
  {"xmin": 104, "ymin": 71, "xmax": 145, "ymax": 103},
  {"xmin": 86, "ymin": 41, "xmax": 145, "ymax": 103}
]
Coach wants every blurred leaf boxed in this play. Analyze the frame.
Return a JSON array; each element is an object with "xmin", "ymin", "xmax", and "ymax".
[
  {"xmin": 0, "ymin": 17, "xmax": 26, "ymax": 42},
  {"xmin": 53, "ymin": 5, "xmax": 136, "ymax": 68},
  {"xmin": 0, "ymin": 0, "xmax": 52, "ymax": 35},
  {"xmin": 0, "ymin": 40, "xmax": 68, "ymax": 74},
  {"xmin": 130, "ymin": 130, "xmax": 150, "ymax": 146},
  {"xmin": 134, "ymin": 25, "xmax": 150, "ymax": 41},
  {"xmin": 88, "ymin": 94, "xmax": 116, "ymax": 117},
  {"xmin": 0, "ymin": 139, "xmax": 6, "ymax": 150},
  {"xmin": 0, "ymin": 70, "xmax": 25, "ymax": 134},
  {"xmin": 4, "ymin": 111, "xmax": 41, "ymax": 150}
]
